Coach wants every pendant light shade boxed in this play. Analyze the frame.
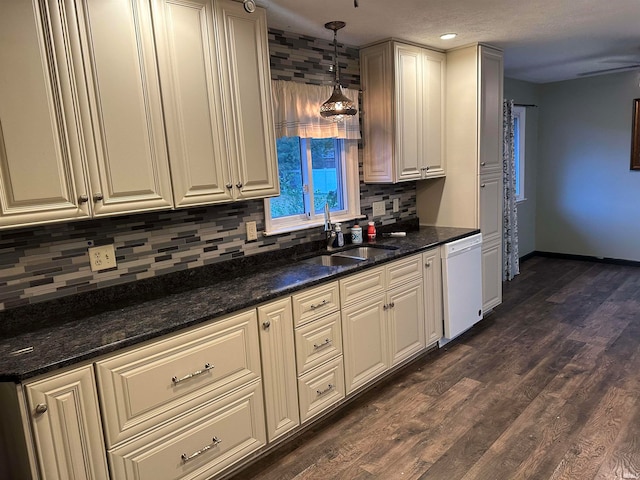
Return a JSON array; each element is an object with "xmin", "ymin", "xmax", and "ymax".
[{"xmin": 320, "ymin": 21, "xmax": 357, "ymax": 122}]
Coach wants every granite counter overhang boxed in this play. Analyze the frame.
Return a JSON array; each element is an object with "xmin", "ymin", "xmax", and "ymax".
[{"xmin": 0, "ymin": 226, "xmax": 479, "ymax": 383}]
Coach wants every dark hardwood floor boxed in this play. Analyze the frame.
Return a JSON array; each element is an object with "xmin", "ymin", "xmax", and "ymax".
[{"xmin": 228, "ymin": 256, "xmax": 640, "ymax": 480}]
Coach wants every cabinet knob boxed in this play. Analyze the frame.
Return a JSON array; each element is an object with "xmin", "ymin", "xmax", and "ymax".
[
  {"xmin": 480, "ymin": 184, "xmax": 486, "ymax": 188},
  {"xmin": 226, "ymin": 183, "xmax": 233, "ymax": 189},
  {"xmin": 262, "ymin": 320, "xmax": 271, "ymax": 330},
  {"xmin": 425, "ymin": 262, "xmax": 431, "ymax": 268},
  {"xmin": 93, "ymin": 193, "xmax": 104, "ymax": 202},
  {"xmin": 78, "ymin": 195, "xmax": 89, "ymax": 204},
  {"xmin": 35, "ymin": 403, "xmax": 48, "ymax": 415},
  {"xmin": 236, "ymin": 182, "xmax": 243, "ymax": 189},
  {"xmin": 425, "ymin": 166, "xmax": 430, "ymax": 171},
  {"xmin": 480, "ymin": 162, "xmax": 486, "ymax": 166},
  {"xmin": 389, "ymin": 302, "xmax": 395, "ymax": 308}
]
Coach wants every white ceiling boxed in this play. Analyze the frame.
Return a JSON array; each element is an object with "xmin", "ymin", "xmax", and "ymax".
[{"xmin": 258, "ymin": 0, "xmax": 640, "ymax": 84}]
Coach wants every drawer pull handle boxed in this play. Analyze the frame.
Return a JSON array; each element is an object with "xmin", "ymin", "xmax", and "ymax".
[
  {"xmin": 316, "ymin": 384, "xmax": 334, "ymax": 397},
  {"xmin": 313, "ymin": 338, "xmax": 332, "ymax": 350},
  {"xmin": 310, "ymin": 299, "xmax": 328, "ymax": 310},
  {"xmin": 181, "ymin": 436, "xmax": 222, "ymax": 463},
  {"xmin": 172, "ymin": 363, "xmax": 214, "ymax": 385}
]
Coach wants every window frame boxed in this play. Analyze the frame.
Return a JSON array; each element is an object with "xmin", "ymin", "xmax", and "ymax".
[
  {"xmin": 264, "ymin": 138, "xmax": 362, "ymax": 235},
  {"xmin": 513, "ymin": 105, "xmax": 526, "ymax": 203}
]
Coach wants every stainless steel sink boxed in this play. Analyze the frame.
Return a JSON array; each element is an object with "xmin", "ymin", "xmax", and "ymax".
[
  {"xmin": 332, "ymin": 245, "xmax": 398, "ymax": 260},
  {"xmin": 302, "ymin": 254, "xmax": 365, "ymax": 267},
  {"xmin": 302, "ymin": 245, "xmax": 399, "ymax": 267}
]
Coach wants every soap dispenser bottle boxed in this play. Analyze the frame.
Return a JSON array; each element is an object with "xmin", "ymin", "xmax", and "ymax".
[{"xmin": 334, "ymin": 222, "xmax": 344, "ymax": 247}]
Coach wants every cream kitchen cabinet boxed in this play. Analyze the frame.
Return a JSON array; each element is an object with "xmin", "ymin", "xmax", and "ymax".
[
  {"xmin": 24, "ymin": 364, "xmax": 109, "ymax": 480},
  {"xmin": 360, "ymin": 40, "xmax": 445, "ymax": 183},
  {"xmin": 422, "ymin": 247, "xmax": 444, "ymax": 346},
  {"xmin": 417, "ymin": 43, "xmax": 503, "ymax": 313},
  {"xmin": 0, "ymin": 0, "xmax": 92, "ymax": 229},
  {"xmin": 152, "ymin": 0, "xmax": 279, "ymax": 207},
  {"xmin": 257, "ymin": 298, "xmax": 299, "ymax": 442},
  {"xmin": 340, "ymin": 255, "xmax": 425, "ymax": 394}
]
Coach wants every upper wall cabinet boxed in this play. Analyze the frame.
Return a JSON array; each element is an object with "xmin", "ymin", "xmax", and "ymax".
[
  {"xmin": 0, "ymin": 0, "xmax": 92, "ymax": 229},
  {"xmin": 152, "ymin": 0, "xmax": 279, "ymax": 207},
  {"xmin": 66, "ymin": 0, "xmax": 174, "ymax": 216},
  {"xmin": 360, "ymin": 41, "xmax": 445, "ymax": 183}
]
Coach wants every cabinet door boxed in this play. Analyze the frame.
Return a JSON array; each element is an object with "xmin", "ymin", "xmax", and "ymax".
[
  {"xmin": 479, "ymin": 171, "xmax": 503, "ymax": 245},
  {"xmin": 422, "ymin": 50, "xmax": 446, "ymax": 179},
  {"xmin": 68, "ymin": 0, "xmax": 173, "ymax": 215},
  {"xmin": 0, "ymin": 0, "xmax": 91, "ymax": 228},
  {"xmin": 387, "ymin": 278, "xmax": 425, "ymax": 366},
  {"xmin": 341, "ymin": 296, "xmax": 388, "ymax": 394},
  {"xmin": 215, "ymin": 0, "xmax": 279, "ymax": 200},
  {"xmin": 478, "ymin": 46, "xmax": 504, "ymax": 174},
  {"xmin": 257, "ymin": 298, "xmax": 300, "ymax": 442},
  {"xmin": 25, "ymin": 365, "xmax": 109, "ymax": 480},
  {"xmin": 394, "ymin": 43, "xmax": 423, "ymax": 182},
  {"xmin": 482, "ymin": 239, "xmax": 502, "ymax": 312},
  {"xmin": 360, "ymin": 42, "xmax": 394, "ymax": 183},
  {"xmin": 423, "ymin": 248, "xmax": 444, "ymax": 345},
  {"xmin": 152, "ymin": 0, "xmax": 233, "ymax": 207}
]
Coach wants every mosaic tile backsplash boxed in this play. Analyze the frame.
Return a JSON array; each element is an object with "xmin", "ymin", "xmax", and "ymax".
[{"xmin": 0, "ymin": 29, "xmax": 417, "ymax": 311}]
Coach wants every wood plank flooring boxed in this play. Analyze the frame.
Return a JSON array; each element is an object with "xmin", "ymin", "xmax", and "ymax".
[{"xmin": 228, "ymin": 256, "xmax": 640, "ymax": 480}]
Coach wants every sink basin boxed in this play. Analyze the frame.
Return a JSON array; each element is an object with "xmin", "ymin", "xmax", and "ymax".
[
  {"xmin": 302, "ymin": 255, "xmax": 364, "ymax": 267},
  {"xmin": 332, "ymin": 245, "xmax": 398, "ymax": 260}
]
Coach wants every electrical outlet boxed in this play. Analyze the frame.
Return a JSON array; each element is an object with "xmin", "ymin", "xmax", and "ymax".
[
  {"xmin": 88, "ymin": 244, "xmax": 116, "ymax": 272},
  {"xmin": 393, "ymin": 198, "xmax": 399, "ymax": 213},
  {"xmin": 372, "ymin": 200, "xmax": 386, "ymax": 217},
  {"xmin": 246, "ymin": 221, "xmax": 258, "ymax": 241}
]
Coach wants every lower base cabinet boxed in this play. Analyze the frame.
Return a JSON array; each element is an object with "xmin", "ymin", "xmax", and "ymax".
[{"xmin": 108, "ymin": 381, "xmax": 265, "ymax": 480}]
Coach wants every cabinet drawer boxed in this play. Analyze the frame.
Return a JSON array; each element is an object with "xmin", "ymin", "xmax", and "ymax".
[
  {"xmin": 108, "ymin": 380, "xmax": 266, "ymax": 480},
  {"xmin": 291, "ymin": 281, "xmax": 339, "ymax": 327},
  {"xmin": 295, "ymin": 311, "xmax": 343, "ymax": 375},
  {"xmin": 386, "ymin": 254, "xmax": 422, "ymax": 289},
  {"xmin": 96, "ymin": 309, "xmax": 261, "ymax": 447},
  {"xmin": 298, "ymin": 356, "xmax": 345, "ymax": 423},
  {"xmin": 339, "ymin": 267, "xmax": 385, "ymax": 306}
]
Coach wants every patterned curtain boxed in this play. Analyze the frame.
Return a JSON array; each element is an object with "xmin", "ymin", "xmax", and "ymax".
[{"xmin": 503, "ymin": 99, "xmax": 520, "ymax": 281}]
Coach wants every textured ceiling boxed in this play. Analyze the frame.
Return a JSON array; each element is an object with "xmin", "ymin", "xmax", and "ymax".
[{"xmin": 258, "ymin": 0, "xmax": 640, "ymax": 83}]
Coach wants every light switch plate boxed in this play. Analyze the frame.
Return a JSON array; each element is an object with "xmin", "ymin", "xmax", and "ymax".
[
  {"xmin": 246, "ymin": 221, "xmax": 258, "ymax": 241},
  {"xmin": 393, "ymin": 198, "xmax": 400, "ymax": 213},
  {"xmin": 372, "ymin": 201, "xmax": 386, "ymax": 217},
  {"xmin": 88, "ymin": 245, "xmax": 116, "ymax": 272}
]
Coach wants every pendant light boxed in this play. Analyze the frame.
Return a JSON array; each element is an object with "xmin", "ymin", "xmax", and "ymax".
[{"xmin": 320, "ymin": 21, "xmax": 357, "ymax": 122}]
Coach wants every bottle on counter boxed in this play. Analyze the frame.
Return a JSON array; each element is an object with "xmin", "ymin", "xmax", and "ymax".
[
  {"xmin": 334, "ymin": 222, "xmax": 344, "ymax": 247},
  {"xmin": 367, "ymin": 221, "xmax": 376, "ymax": 242},
  {"xmin": 351, "ymin": 224, "xmax": 363, "ymax": 244}
]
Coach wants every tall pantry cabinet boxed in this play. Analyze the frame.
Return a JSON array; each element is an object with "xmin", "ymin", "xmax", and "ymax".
[{"xmin": 416, "ymin": 44, "xmax": 504, "ymax": 313}]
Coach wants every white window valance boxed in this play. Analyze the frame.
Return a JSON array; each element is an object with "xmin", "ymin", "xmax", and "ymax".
[{"xmin": 271, "ymin": 80, "xmax": 361, "ymax": 140}]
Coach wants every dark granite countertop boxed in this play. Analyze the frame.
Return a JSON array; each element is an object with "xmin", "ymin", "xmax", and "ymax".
[{"xmin": 0, "ymin": 225, "xmax": 478, "ymax": 382}]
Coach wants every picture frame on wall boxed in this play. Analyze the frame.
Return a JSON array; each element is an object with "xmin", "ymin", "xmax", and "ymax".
[{"xmin": 632, "ymin": 98, "xmax": 640, "ymax": 170}]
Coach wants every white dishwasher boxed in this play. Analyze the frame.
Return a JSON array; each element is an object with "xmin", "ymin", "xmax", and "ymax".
[{"xmin": 440, "ymin": 233, "xmax": 483, "ymax": 345}]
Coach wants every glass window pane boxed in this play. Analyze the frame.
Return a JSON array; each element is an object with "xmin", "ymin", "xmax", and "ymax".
[
  {"xmin": 271, "ymin": 137, "xmax": 305, "ymax": 219},
  {"xmin": 514, "ymin": 117, "xmax": 521, "ymax": 197},
  {"xmin": 310, "ymin": 138, "xmax": 344, "ymax": 214}
]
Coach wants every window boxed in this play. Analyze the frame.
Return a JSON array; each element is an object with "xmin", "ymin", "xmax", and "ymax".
[
  {"xmin": 513, "ymin": 106, "xmax": 526, "ymax": 202},
  {"xmin": 265, "ymin": 137, "xmax": 361, "ymax": 234}
]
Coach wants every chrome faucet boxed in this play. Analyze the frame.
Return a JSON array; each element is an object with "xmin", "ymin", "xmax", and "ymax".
[{"xmin": 324, "ymin": 203, "xmax": 337, "ymax": 250}]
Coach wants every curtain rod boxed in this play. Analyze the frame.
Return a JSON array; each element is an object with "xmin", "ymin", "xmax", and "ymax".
[{"xmin": 514, "ymin": 103, "xmax": 538, "ymax": 107}]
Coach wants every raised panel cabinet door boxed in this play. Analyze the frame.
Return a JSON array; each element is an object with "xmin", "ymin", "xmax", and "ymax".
[
  {"xmin": 215, "ymin": 0, "xmax": 279, "ymax": 200},
  {"xmin": 479, "ymin": 172, "xmax": 503, "ymax": 244},
  {"xmin": 422, "ymin": 50, "xmax": 446, "ymax": 179},
  {"xmin": 341, "ymin": 296, "xmax": 388, "ymax": 394},
  {"xmin": 394, "ymin": 43, "xmax": 423, "ymax": 182},
  {"xmin": 387, "ymin": 278, "xmax": 425, "ymax": 366},
  {"xmin": 25, "ymin": 364, "xmax": 109, "ymax": 480},
  {"xmin": 0, "ymin": 0, "xmax": 91, "ymax": 229},
  {"xmin": 482, "ymin": 239, "xmax": 502, "ymax": 312},
  {"xmin": 151, "ymin": 0, "xmax": 233, "ymax": 207},
  {"xmin": 423, "ymin": 248, "xmax": 444, "ymax": 345},
  {"xmin": 257, "ymin": 298, "xmax": 300, "ymax": 442},
  {"xmin": 360, "ymin": 42, "xmax": 394, "ymax": 183},
  {"xmin": 67, "ymin": 0, "xmax": 173, "ymax": 215},
  {"xmin": 478, "ymin": 46, "xmax": 504, "ymax": 174}
]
